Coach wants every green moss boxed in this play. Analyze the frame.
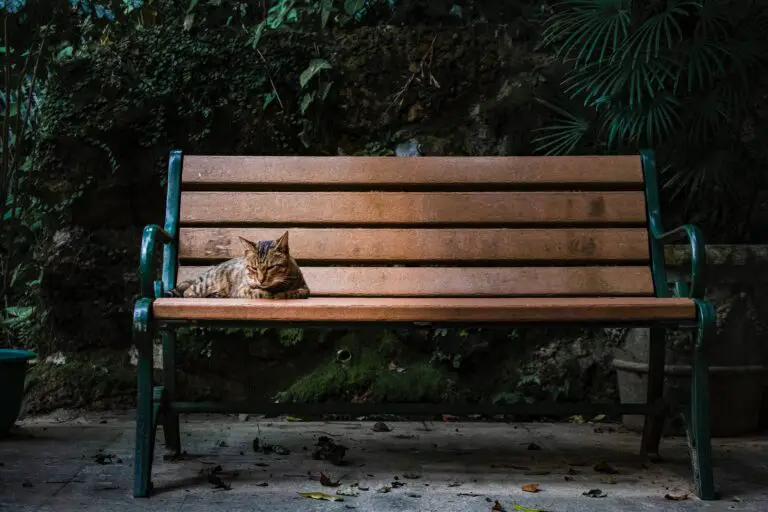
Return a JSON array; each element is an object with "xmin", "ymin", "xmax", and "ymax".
[{"xmin": 276, "ymin": 330, "xmax": 455, "ymax": 403}]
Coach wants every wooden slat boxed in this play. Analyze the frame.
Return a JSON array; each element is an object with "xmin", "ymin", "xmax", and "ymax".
[
  {"xmin": 152, "ymin": 297, "xmax": 696, "ymax": 323},
  {"xmin": 182, "ymin": 155, "xmax": 644, "ymax": 187},
  {"xmin": 180, "ymin": 191, "xmax": 647, "ymax": 225},
  {"xmin": 178, "ymin": 228, "xmax": 650, "ymax": 262},
  {"xmin": 175, "ymin": 266, "xmax": 654, "ymax": 297}
]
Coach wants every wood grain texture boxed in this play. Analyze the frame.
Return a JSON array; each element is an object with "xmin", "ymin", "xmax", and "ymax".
[
  {"xmin": 178, "ymin": 227, "xmax": 650, "ymax": 262},
  {"xmin": 181, "ymin": 155, "xmax": 644, "ymax": 186},
  {"xmin": 175, "ymin": 266, "xmax": 654, "ymax": 296},
  {"xmin": 152, "ymin": 297, "xmax": 696, "ymax": 322},
  {"xmin": 179, "ymin": 191, "xmax": 647, "ymax": 225}
]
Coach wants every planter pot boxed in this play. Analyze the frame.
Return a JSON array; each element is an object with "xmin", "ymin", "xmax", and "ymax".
[
  {"xmin": 0, "ymin": 349, "xmax": 36, "ymax": 437},
  {"xmin": 614, "ymin": 359, "xmax": 766, "ymax": 437}
]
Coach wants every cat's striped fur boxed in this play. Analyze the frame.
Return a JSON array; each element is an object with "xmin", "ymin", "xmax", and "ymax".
[{"xmin": 166, "ymin": 232, "xmax": 310, "ymax": 299}]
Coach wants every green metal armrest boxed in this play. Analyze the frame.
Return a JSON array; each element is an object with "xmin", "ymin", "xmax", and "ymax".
[
  {"xmin": 652, "ymin": 224, "xmax": 705, "ymax": 299},
  {"xmin": 139, "ymin": 224, "xmax": 174, "ymax": 299}
]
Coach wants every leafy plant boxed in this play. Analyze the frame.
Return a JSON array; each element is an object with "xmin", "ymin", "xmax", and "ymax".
[{"xmin": 537, "ymin": 0, "xmax": 768, "ymax": 234}]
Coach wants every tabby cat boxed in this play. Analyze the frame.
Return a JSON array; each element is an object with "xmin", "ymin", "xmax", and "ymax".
[{"xmin": 166, "ymin": 231, "xmax": 310, "ymax": 299}]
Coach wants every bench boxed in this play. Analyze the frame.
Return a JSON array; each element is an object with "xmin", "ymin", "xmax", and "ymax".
[{"xmin": 132, "ymin": 150, "xmax": 716, "ymax": 499}]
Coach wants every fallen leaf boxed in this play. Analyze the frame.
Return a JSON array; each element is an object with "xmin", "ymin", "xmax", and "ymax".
[
  {"xmin": 320, "ymin": 472, "xmax": 341, "ymax": 487},
  {"xmin": 256, "ymin": 482, "xmax": 268, "ymax": 487},
  {"xmin": 593, "ymin": 461, "xmax": 619, "ymax": 475},
  {"xmin": 271, "ymin": 444, "xmax": 290, "ymax": 455},
  {"xmin": 513, "ymin": 503, "xmax": 543, "ymax": 512},
  {"xmin": 492, "ymin": 500, "xmax": 507, "ymax": 511},
  {"xmin": 299, "ymin": 491, "xmax": 343, "ymax": 502},
  {"xmin": 407, "ymin": 492, "xmax": 422, "ymax": 498},
  {"xmin": 376, "ymin": 485, "xmax": 392, "ymax": 493},
  {"xmin": 522, "ymin": 483, "xmax": 540, "ymax": 493},
  {"xmin": 286, "ymin": 416, "xmax": 304, "ymax": 422},
  {"xmin": 600, "ymin": 476, "xmax": 617, "ymax": 485},
  {"xmin": 526, "ymin": 443, "xmax": 542, "ymax": 451},
  {"xmin": 336, "ymin": 486, "xmax": 359, "ymax": 497},
  {"xmin": 403, "ymin": 472, "xmax": 421, "ymax": 479},
  {"xmin": 372, "ymin": 422, "xmax": 391, "ymax": 432},
  {"xmin": 448, "ymin": 482, "xmax": 463, "ymax": 487},
  {"xmin": 664, "ymin": 491, "xmax": 689, "ymax": 501},
  {"xmin": 591, "ymin": 414, "xmax": 606, "ymax": 423},
  {"xmin": 583, "ymin": 488, "xmax": 607, "ymax": 498},
  {"xmin": 391, "ymin": 481, "xmax": 406, "ymax": 488},
  {"xmin": 568, "ymin": 415, "xmax": 585, "ymax": 424}
]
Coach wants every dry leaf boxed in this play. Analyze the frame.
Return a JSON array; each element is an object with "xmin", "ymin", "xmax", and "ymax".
[
  {"xmin": 593, "ymin": 461, "xmax": 619, "ymax": 475},
  {"xmin": 600, "ymin": 476, "xmax": 617, "ymax": 485},
  {"xmin": 492, "ymin": 500, "xmax": 506, "ymax": 511},
  {"xmin": 583, "ymin": 488, "xmax": 607, "ymax": 498},
  {"xmin": 299, "ymin": 491, "xmax": 343, "ymax": 502},
  {"xmin": 664, "ymin": 491, "xmax": 689, "ymax": 501},
  {"xmin": 521, "ymin": 483, "xmax": 540, "ymax": 493},
  {"xmin": 320, "ymin": 473, "xmax": 341, "ymax": 487}
]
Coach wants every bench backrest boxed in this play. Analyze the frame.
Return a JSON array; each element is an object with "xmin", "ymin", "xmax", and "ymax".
[{"xmin": 167, "ymin": 154, "xmax": 656, "ymax": 297}]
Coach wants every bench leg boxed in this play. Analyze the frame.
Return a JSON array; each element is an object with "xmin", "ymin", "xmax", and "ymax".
[
  {"xmin": 641, "ymin": 327, "xmax": 666, "ymax": 459},
  {"xmin": 686, "ymin": 300, "xmax": 716, "ymax": 500},
  {"xmin": 133, "ymin": 299, "xmax": 158, "ymax": 498},
  {"xmin": 161, "ymin": 330, "xmax": 181, "ymax": 454}
]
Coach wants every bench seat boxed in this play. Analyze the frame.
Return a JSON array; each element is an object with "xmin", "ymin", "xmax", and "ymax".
[{"xmin": 153, "ymin": 297, "xmax": 697, "ymax": 323}]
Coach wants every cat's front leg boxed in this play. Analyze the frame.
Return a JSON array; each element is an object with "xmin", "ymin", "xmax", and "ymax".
[
  {"xmin": 240, "ymin": 286, "xmax": 272, "ymax": 299},
  {"xmin": 273, "ymin": 287, "xmax": 310, "ymax": 299}
]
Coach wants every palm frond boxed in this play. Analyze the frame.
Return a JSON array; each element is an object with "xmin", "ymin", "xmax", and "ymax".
[
  {"xmin": 541, "ymin": 0, "xmax": 631, "ymax": 67},
  {"xmin": 532, "ymin": 98, "xmax": 591, "ymax": 155},
  {"xmin": 621, "ymin": 0, "xmax": 695, "ymax": 65},
  {"xmin": 602, "ymin": 93, "xmax": 680, "ymax": 148}
]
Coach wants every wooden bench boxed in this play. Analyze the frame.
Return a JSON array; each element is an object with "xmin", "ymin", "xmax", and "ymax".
[{"xmin": 133, "ymin": 150, "xmax": 716, "ymax": 499}]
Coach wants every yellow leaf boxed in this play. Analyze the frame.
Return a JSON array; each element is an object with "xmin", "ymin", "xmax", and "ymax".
[
  {"xmin": 521, "ymin": 483, "xmax": 540, "ymax": 493},
  {"xmin": 299, "ymin": 492, "xmax": 343, "ymax": 502},
  {"xmin": 513, "ymin": 503, "xmax": 542, "ymax": 512},
  {"xmin": 286, "ymin": 416, "xmax": 304, "ymax": 422}
]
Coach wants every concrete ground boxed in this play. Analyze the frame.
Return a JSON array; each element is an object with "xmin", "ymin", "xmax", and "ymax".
[{"xmin": 0, "ymin": 411, "xmax": 765, "ymax": 511}]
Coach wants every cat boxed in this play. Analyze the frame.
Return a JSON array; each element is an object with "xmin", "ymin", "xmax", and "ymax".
[{"xmin": 165, "ymin": 231, "xmax": 310, "ymax": 299}]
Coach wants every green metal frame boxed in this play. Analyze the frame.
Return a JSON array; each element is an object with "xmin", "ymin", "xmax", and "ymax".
[{"xmin": 131, "ymin": 150, "xmax": 716, "ymax": 500}]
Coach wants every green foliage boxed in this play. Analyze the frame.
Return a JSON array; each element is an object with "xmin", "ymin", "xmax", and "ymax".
[
  {"xmin": 276, "ymin": 330, "xmax": 457, "ymax": 403},
  {"xmin": 537, "ymin": 0, "xmax": 768, "ymax": 234}
]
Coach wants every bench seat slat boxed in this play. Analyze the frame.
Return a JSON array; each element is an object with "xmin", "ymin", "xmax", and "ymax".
[
  {"xmin": 152, "ymin": 297, "xmax": 696, "ymax": 323},
  {"xmin": 179, "ymin": 191, "xmax": 647, "ymax": 225},
  {"xmin": 176, "ymin": 266, "xmax": 654, "ymax": 297},
  {"xmin": 179, "ymin": 228, "xmax": 650, "ymax": 262},
  {"xmin": 181, "ymin": 155, "xmax": 644, "ymax": 187}
]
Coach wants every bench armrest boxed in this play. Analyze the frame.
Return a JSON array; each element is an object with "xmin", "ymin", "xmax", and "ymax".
[
  {"xmin": 139, "ymin": 224, "xmax": 174, "ymax": 299},
  {"xmin": 653, "ymin": 224, "xmax": 705, "ymax": 299}
]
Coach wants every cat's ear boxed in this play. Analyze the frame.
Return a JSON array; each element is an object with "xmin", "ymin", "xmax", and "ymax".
[
  {"xmin": 274, "ymin": 231, "xmax": 290, "ymax": 254},
  {"xmin": 238, "ymin": 236, "xmax": 258, "ymax": 255}
]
